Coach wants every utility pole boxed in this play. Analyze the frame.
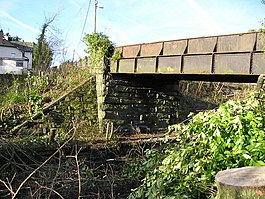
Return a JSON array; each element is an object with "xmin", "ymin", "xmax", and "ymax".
[
  {"xmin": 94, "ymin": 0, "xmax": 103, "ymax": 33},
  {"xmin": 94, "ymin": 0, "xmax": 97, "ymax": 33}
]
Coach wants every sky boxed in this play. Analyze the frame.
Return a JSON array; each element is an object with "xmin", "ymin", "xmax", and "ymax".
[{"xmin": 0, "ymin": 0, "xmax": 264, "ymax": 65}]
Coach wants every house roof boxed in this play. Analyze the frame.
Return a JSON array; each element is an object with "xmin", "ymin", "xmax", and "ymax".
[
  {"xmin": 0, "ymin": 40, "xmax": 15, "ymax": 48},
  {"xmin": 11, "ymin": 41, "xmax": 33, "ymax": 52},
  {"xmin": 0, "ymin": 39, "xmax": 33, "ymax": 52}
]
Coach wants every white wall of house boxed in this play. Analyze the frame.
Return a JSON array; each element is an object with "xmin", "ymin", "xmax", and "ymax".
[
  {"xmin": 0, "ymin": 60, "xmax": 23, "ymax": 75},
  {"xmin": 25, "ymin": 51, "xmax": 32, "ymax": 69},
  {"xmin": 0, "ymin": 46, "xmax": 22, "ymax": 59},
  {"xmin": 0, "ymin": 45, "xmax": 33, "ymax": 74}
]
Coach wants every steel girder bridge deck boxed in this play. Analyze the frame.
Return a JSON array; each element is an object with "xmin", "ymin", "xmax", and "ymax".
[{"xmin": 111, "ymin": 31, "xmax": 265, "ymax": 83}]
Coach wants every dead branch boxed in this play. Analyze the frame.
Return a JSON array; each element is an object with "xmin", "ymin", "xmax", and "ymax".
[
  {"xmin": 0, "ymin": 179, "xmax": 14, "ymax": 196},
  {"xmin": 35, "ymin": 181, "xmax": 64, "ymax": 199},
  {"xmin": 0, "ymin": 127, "xmax": 76, "ymax": 199},
  {"xmin": 66, "ymin": 144, "xmax": 82, "ymax": 199},
  {"xmin": 48, "ymin": 142, "xmax": 62, "ymax": 198}
]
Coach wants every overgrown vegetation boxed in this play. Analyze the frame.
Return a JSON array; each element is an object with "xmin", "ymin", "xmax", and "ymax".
[
  {"xmin": 0, "ymin": 62, "xmax": 97, "ymax": 139},
  {"xmin": 83, "ymin": 32, "xmax": 118, "ymax": 70},
  {"xmin": 128, "ymin": 84, "xmax": 265, "ymax": 198},
  {"xmin": 1, "ymin": 32, "xmax": 118, "ymax": 141},
  {"xmin": 1, "ymin": 28, "xmax": 264, "ymax": 198}
]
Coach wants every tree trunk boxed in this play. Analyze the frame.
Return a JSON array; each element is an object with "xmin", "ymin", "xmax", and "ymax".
[{"xmin": 216, "ymin": 166, "xmax": 265, "ymax": 199}]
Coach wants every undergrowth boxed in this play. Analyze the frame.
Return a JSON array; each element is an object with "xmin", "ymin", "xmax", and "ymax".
[
  {"xmin": 0, "ymin": 63, "xmax": 96, "ymax": 136},
  {"xmin": 128, "ymin": 85, "xmax": 265, "ymax": 199},
  {"xmin": 0, "ymin": 130, "xmax": 141, "ymax": 198}
]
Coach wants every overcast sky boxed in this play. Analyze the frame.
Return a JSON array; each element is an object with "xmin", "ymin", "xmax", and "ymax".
[{"xmin": 0, "ymin": 0, "xmax": 264, "ymax": 65}]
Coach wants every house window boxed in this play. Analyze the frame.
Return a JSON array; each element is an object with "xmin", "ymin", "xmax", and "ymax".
[{"xmin": 16, "ymin": 61, "xmax": 23, "ymax": 67}]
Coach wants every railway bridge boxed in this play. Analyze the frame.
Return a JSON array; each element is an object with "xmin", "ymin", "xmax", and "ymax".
[{"xmin": 95, "ymin": 32, "xmax": 265, "ymax": 133}]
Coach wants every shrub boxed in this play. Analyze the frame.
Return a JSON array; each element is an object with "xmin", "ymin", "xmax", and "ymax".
[
  {"xmin": 83, "ymin": 32, "xmax": 115, "ymax": 68},
  {"xmin": 129, "ymin": 89, "xmax": 265, "ymax": 199}
]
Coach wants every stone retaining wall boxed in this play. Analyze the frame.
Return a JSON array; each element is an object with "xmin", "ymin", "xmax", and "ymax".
[
  {"xmin": 42, "ymin": 78, "xmax": 98, "ymax": 133},
  {"xmin": 0, "ymin": 77, "xmax": 98, "ymax": 136}
]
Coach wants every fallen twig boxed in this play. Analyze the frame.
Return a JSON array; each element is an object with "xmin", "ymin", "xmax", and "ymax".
[{"xmin": 0, "ymin": 127, "xmax": 76, "ymax": 199}]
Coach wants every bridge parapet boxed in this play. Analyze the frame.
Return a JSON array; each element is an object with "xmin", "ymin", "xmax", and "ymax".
[{"xmin": 111, "ymin": 32, "xmax": 265, "ymax": 77}]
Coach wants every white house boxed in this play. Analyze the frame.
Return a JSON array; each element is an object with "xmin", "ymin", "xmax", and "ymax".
[{"xmin": 0, "ymin": 29, "xmax": 33, "ymax": 75}]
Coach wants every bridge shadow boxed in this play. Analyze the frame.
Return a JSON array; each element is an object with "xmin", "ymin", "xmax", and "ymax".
[
  {"xmin": 178, "ymin": 94, "xmax": 218, "ymax": 122},
  {"xmin": 177, "ymin": 81, "xmax": 255, "ymax": 122}
]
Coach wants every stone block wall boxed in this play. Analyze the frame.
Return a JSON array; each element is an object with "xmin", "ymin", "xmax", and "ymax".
[
  {"xmin": 97, "ymin": 74, "xmax": 179, "ymax": 133},
  {"xmin": 41, "ymin": 79, "xmax": 98, "ymax": 134},
  {"xmin": 0, "ymin": 77, "xmax": 98, "ymax": 135}
]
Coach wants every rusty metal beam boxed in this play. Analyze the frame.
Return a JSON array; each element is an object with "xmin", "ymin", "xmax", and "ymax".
[{"xmin": 111, "ymin": 32, "xmax": 265, "ymax": 80}]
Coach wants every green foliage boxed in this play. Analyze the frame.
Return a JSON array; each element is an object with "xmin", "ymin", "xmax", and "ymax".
[
  {"xmin": 110, "ymin": 50, "xmax": 121, "ymax": 61},
  {"xmin": 124, "ymin": 148, "xmax": 167, "ymax": 180},
  {"xmin": 24, "ymin": 72, "xmax": 50, "ymax": 95},
  {"xmin": 33, "ymin": 20, "xmax": 54, "ymax": 71},
  {"xmin": 3, "ymin": 72, "xmax": 49, "ymax": 107},
  {"xmin": 3, "ymin": 79, "xmax": 27, "ymax": 104},
  {"xmin": 0, "ymin": 73, "xmax": 50, "ymax": 129},
  {"xmin": 83, "ymin": 32, "xmax": 115, "ymax": 68},
  {"xmin": 14, "ymin": 136, "xmax": 50, "ymax": 147},
  {"xmin": 129, "ymin": 89, "xmax": 265, "ymax": 199},
  {"xmin": 25, "ymin": 72, "xmax": 50, "ymax": 113},
  {"xmin": 33, "ymin": 38, "xmax": 53, "ymax": 71}
]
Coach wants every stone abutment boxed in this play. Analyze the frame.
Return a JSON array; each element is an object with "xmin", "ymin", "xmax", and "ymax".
[{"xmin": 96, "ymin": 67, "xmax": 180, "ymax": 133}]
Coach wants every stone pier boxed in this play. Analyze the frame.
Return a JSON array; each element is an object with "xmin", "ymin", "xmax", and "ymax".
[{"xmin": 96, "ymin": 69, "xmax": 179, "ymax": 133}]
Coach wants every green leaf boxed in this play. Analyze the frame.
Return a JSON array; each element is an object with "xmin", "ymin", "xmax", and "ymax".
[
  {"xmin": 243, "ymin": 154, "xmax": 251, "ymax": 159},
  {"xmin": 253, "ymin": 160, "xmax": 265, "ymax": 166}
]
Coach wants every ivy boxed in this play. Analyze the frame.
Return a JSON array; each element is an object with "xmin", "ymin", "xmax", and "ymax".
[
  {"xmin": 129, "ymin": 87, "xmax": 265, "ymax": 199},
  {"xmin": 83, "ymin": 32, "xmax": 115, "ymax": 69}
]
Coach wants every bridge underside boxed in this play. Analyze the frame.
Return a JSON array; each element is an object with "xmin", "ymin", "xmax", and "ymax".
[
  {"xmin": 111, "ymin": 32, "xmax": 265, "ymax": 82},
  {"xmin": 113, "ymin": 73, "xmax": 260, "ymax": 83}
]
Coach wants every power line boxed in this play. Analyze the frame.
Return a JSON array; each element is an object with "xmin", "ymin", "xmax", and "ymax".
[{"xmin": 76, "ymin": 0, "xmax": 92, "ymax": 55}]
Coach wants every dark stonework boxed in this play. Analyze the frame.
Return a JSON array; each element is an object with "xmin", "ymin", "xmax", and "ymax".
[{"xmin": 97, "ymin": 73, "xmax": 179, "ymax": 133}]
